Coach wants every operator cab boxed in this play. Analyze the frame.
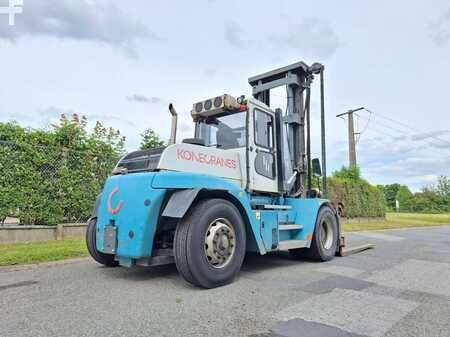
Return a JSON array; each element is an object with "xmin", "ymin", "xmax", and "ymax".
[
  {"xmin": 187, "ymin": 94, "xmax": 283, "ymax": 194},
  {"xmin": 186, "ymin": 94, "xmax": 247, "ymax": 150}
]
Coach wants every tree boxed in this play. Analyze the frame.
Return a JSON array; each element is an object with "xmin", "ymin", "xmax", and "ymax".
[
  {"xmin": 396, "ymin": 185, "xmax": 413, "ymax": 212},
  {"xmin": 140, "ymin": 128, "xmax": 165, "ymax": 150},
  {"xmin": 411, "ymin": 188, "xmax": 445, "ymax": 213},
  {"xmin": 332, "ymin": 165, "xmax": 361, "ymax": 181},
  {"xmin": 382, "ymin": 183, "xmax": 401, "ymax": 210},
  {"xmin": 436, "ymin": 176, "xmax": 450, "ymax": 199}
]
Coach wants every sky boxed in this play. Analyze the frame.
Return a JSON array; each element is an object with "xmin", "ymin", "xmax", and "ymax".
[{"xmin": 1, "ymin": 0, "xmax": 450, "ymax": 191}]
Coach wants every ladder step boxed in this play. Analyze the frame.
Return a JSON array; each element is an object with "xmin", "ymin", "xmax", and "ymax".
[
  {"xmin": 263, "ymin": 204, "xmax": 292, "ymax": 210},
  {"xmin": 278, "ymin": 240, "xmax": 308, "ymax": 250},
  {"xmin": 279, "ymin": 224, "xmax": 303, "ymax": 231}
]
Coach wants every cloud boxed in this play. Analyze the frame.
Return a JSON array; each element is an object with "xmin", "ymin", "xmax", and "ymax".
[
  {"xmin": 204, "ymin": 68, "xmax": 217, "ymax": 78},
  {"xmin": 126, "ymin": 94, "xmax": 165, "ymax": 104},
  {"xmin": 411, "ymin": 130, "xmax": 450, "ymax": 141},
  {"xmin": 429, "ymin": 8, "xmax": 450, "ymax": 45},
  {"xmin": 179, "ymin": 120, "xmax": 193, "ymax": 133},
  {"xmin": 39, "ymin": 106, "xmax": 70, "ymax": 120},
  {"xmin": 224, "ymin": 22, "xmax": 246, "ymax": 49},
  {"xmin": 366, "ymin": 156, "xmax": 450, "ymax": 177},
  {"xmin": 270, "ymin": 19, "xmax": 340, "ymax": 58},
  {"xmin": 36, "ymin": 106, "xmax": 137, "ymax": 128},
  {"xmin": 223, "ymin": 18, "xmax": 339, "ymax": 58},
  {"xmin": 0, "ymin": 0, "xmax": 161, "ymax": 56},
  {"xmin": 362, "ymin": 154, "xmax": 450, "ymax": 192},
  {"xmin": 410, "ymin": 130, "xmax": 450, "ymax": 148}
]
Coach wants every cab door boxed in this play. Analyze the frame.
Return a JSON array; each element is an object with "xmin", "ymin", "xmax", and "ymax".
[{"xmin": 249, "ymin": 104, "xmax": 278, "ymax": 193}]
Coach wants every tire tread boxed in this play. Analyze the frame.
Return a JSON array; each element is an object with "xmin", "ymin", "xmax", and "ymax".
[
  {"xmin": 86, "ymin": 218, "xmax": 118, "ymax": 267},
  {"xmin": 174, "ymin": 198, "xmax": 246, "ymax": 288}
]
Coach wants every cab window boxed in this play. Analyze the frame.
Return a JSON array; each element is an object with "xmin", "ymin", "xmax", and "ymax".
[
  {"xmin": 254, "ymin": 109, "xmax": 273, "ymax": 149},
  {"xmin": 196, "ymin": 112, "xmax": 246, "ymax": 149}
]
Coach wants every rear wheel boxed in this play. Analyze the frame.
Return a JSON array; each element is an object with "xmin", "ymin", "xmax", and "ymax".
[
  {"xmin": 290, "ymin": 206, "xmax": 338, "ymax": 261},
  {"xmin": 174, "ymin": 199, "xmax": 246, "ymax": 288},
  {"xmin": 86, "ymin": 218, "xmax": 119, "ymax": 267}
]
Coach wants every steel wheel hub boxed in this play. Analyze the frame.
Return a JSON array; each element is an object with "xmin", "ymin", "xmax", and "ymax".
[
  {"xmin": 204, "ymin": 218, "xmax": 236, "ymax": 268},
  {"xmin": 320, "ymin": 218, "xmax": 333, "ymax": 250}
]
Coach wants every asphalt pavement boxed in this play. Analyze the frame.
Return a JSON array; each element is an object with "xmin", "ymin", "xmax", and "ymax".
[{"xmin": 1, "ymin": 226, "xmax": 450, "ymax": 337}]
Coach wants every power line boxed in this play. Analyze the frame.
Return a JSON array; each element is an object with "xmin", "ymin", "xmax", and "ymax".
[
  {"xmin": 356, "ymin": 113, "xmax": 450, "ymax": 154},
  {"xmin": 363, "ymin": 108, "xmax": 450, "ymax": 147},
  {"xmin": 356, "ymin": 113, "xmax": 415, "ymax": 136},
  {"xmin": 347, "ymin": 108, "xmax": 449, "ymax": 156},
  {"xmin": 355, "ymin": 110, "xmax": 372, "ymax": 143},
  {"xmin": 361, "ymin": 123, "xmax": 450, "ymax": 157},
  {"xmin": 363, "ymin": 125, "xmax": 399, "ymax": 139}
]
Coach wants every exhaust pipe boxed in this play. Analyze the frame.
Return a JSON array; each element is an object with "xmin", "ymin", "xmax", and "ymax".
[{"xmin": 168, "ymin": 103, "xmax": 178, "ymax": 145}]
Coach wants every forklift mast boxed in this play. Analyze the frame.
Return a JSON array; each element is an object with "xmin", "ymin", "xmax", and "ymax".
[{"xmin": 248, "ymin": 61, "xmax": 327, "ymax": 198}]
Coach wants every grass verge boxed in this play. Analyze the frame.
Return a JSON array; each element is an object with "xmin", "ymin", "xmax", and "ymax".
[
  {"xmin": 0, "ymin": 240, "xmax": 88, "ymax": 267},
  {"xmin": 343, "ymin": 212, "xmax": 450, "ymax": 232},
  {"xmin": 1, "ymin": 213, "xmax": 449, "ymax": 267}
]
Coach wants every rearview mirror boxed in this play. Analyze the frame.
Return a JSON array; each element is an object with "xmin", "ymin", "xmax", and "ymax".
[{"xmin": 312, "ymin": 158, "xmax": 322, "ymax": 177}]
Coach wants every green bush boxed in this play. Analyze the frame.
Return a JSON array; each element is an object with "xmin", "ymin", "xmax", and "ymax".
[
  {"xmin": 327, "ymin": 166, "xmax": 385, "ymax": 218},
  {"xmin": 378, "ymin": 177, "xmax": 450, "ymax": 214},
  {"xmin": 0, "ymin": 115, "xmax": 125, "ymax": 225}
]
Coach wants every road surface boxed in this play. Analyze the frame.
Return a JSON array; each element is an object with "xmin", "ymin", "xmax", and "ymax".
[{"xmin": 1, "ymin": 226, "xmax": 450, "ymax": 337}]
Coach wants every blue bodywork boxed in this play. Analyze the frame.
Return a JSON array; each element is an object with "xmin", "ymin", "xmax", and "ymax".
[{"xmin": 96, "ymin": 171, "xmax": 329, "ymax": 266}]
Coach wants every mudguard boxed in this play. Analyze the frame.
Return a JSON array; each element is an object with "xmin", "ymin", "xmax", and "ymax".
[
  {"xmin": 152, "ymin": 171, "xmax": 267, "ymax": 253},
  {"xmin": 161, "ymin": 189, "xmax": 201, "ymax": 218}
]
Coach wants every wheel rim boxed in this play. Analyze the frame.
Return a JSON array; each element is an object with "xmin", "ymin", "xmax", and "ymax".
[
  {"xmin": 320, "ymin": 218, "xmax": 334, "ymax": 250},
  {"xmin": 204, "ymin": 218, "xmax": 236, "ymax": 269}
]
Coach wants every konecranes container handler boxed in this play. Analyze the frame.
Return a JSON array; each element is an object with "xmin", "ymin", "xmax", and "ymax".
[{"xmin": 86, "ymin": 61, "xmax": 346, "ymax": 288}]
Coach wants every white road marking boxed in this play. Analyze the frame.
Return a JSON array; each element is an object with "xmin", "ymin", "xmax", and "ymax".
[
  {"xmin": 367, "ymin": 259, "xmax": 450, "ymax": 297},
  {"xmin": 277, "ymin": 288, "xmax": 418, "ymax": 337}
]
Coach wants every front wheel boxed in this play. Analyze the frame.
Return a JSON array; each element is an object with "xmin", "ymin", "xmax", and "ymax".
[
  {"xmin": 174, "ymin": 199, "xmax": 246, "ymax": 288},
  {"xmin": 291, "ymin": 206, "xmax": 338, "ymax": 261},
  {"xmin": 86, "ymin": 218, "xmax": 119, "ymax": 267}
]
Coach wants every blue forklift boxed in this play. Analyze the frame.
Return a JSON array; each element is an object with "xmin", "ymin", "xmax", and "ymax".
[{"xmin": 86, "ymin": 61, "xmax": 350, "ymax": 288}]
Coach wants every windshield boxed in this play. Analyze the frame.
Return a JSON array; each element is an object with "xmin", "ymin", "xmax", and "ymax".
[{"xmin": 196, "ymin": 111, "xmax": 246, "ymax": 149}]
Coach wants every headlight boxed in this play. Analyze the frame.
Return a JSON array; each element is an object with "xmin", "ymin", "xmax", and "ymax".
[
  {"xmin": 214, "ymin": 96, "xmax": 223, "ymax": 108},
  {"xmin": 204, "ymin": 99, "xmax": 212, "ymax": 110},
  {"xmin": 195, "ymin": 102, "xmax": 203, "ymax": 113}
]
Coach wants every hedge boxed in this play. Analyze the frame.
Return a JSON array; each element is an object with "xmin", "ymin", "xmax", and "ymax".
[
  {"xmin": 327, "ymin": 177, "xmax": 386, "ymax": 218},
  {"xmin": 0, "ymin": 116, "xmax": 124, "ymax": 225}
]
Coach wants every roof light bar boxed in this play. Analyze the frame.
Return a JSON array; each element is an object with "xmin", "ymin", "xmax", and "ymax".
[{"xmin": 191, "ymin": 94, "xmax": 244, "ymax": 120}]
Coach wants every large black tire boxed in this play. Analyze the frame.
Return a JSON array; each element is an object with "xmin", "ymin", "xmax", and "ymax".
[
  {"xmin": 174, "ymin": 199, "xmax": 246, "ymax": 288},
  {"xmin": 86, "ymin": 218, "xmax": 119, "ymax": 267},
  {"xmin": 291, "ymin": 206, "xmax": 338, "ymax": 262}
]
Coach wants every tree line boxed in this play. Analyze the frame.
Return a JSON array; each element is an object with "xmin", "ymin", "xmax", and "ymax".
[{"xmin": 378, "ymin": 177, "xmax": 450, "ymax": 213}]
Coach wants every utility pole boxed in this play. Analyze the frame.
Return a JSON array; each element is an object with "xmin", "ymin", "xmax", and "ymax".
[{"xmin": 336, "ymin": 107, "xmax": 364, "ymax": 167}]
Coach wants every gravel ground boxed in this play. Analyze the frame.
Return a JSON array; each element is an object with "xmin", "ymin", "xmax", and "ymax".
[{"xmin": 1, "ymin": 226, "xmax": 450, "ymax": 337}]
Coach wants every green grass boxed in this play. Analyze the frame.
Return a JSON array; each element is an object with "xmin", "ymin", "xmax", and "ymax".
[
  {"xmin": 343, "ymin": 212, "xmax": 450, "ymax": 232},
  {"xmin": 0, "ymin": 240, "xmax": 88, "ymax": 267},
  {"xmin": 1, "ymin": 212, "xmax": 449, "ymax": 267}
]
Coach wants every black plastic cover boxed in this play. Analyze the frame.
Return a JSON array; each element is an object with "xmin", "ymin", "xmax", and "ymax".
[{"xmin": 114, "ymin": 147, "xmax": 166, "ymax": 174}]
